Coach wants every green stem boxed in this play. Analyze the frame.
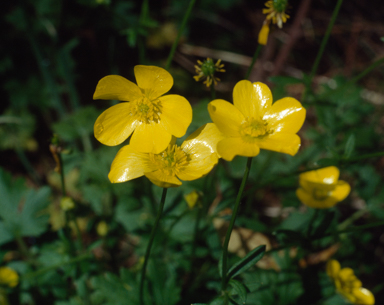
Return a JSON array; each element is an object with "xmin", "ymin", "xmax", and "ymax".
[
  {"xmin": 220, "ymin": 157, "xmax": 253, "ymax": 291},
  {"xmin": 337, "ymin": 209, "xmax": 368, "ymax": 231},
  {"xmin": 165, "ymin": 0, "xmax": 196, "ymax": 70},
  {"xmin": 139, "ymin": 188, "xmax": 168, "ymax": 305},
  {"xmin": 350, "ymin": 56, "xmax": 384, "ymax": 84},
  {"xmin": 302, "ymin": 0, "xmax": 343, "ymax": 102},
  {"xmin": 58, "ymin": 153, "xmax": 66, "ymax": 197},
  {"xmin": 210, "ymin": 83, "xmax": 216, "ymax": 100},
  {"xmin": 245, "ymin": 44, "xmax": 262, "ymax": 80}
]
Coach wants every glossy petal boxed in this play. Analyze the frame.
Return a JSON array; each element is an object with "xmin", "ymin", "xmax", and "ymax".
[
  {"xmin": 296, "ymin": 188, "xmax": 339, "ymax": 208},
  {"xmin": 331, "ymin": 181, "xmax": 351, "ymax": 202},
  {"xmin": 264, "ymin": 97, "xmax": 306, "ymax": 134},
  {"xmin": 300, "ymin": 166, "xmax": 340, "ymax": 184},
  {"xmin": 326, "ymin": 260, "xmax": 341, "ymax": 278},
  {"xmin": 130, "ymin": 121, "xmax": 172, "ymax": 154},
  {"xmin": 178, "ymin": 124, "xmax": 223, "ymax": 180},
  {"xmin": 217, "ymin": 137, "xmax": 260, "ymax": 161},
  {"xmin": 145, "ymin": 171, "xmax": 182, "ymax": 188},
  {"xmin": 94, "ymin": 103, "xmax": 138, "ymax": 146},
  {"xmin": 353, "ymin": 287, "xmax": 375, "ymax": 305},
  {"xmin": 255, "ymin": 133, "xmax": 301, "ymax": 156},
  {"xmin": 208, "ymin": 100, "xmax": 244, "ymax": 137},
  {"xmin": 108, "ymin": 145, "xmax": 155, "ymax": 183},
  {"xmin": 93, "ymin": 75, "xmax": 142, "ymax": 102},
  {"xmin": 159, "ymin": 95, "xmax": 192, "ymax": 137},
  {"xmin": 134, "ymin": 65, "xmax": 173, "ymax": 100},
  {"xmin": 233, "ymin": 81, "xmax": 273, "ymax": 118}
]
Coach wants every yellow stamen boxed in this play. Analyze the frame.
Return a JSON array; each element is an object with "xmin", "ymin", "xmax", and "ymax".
[
  {"xmin": 150, "ymin": 145, "xmax": 190, "ymax": 176},
  {"xmin": 240, "ymin": 117, "xmax": 273, "ymax": 140},
  {"xmin": 131, "ymin": 97, "xmax": 162, "ymax": 124}
]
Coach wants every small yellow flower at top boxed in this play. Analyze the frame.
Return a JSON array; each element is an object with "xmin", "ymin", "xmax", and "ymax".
[
  {"xmin": 0, "ymin": 266, "xmax": 19, "ymax": 288},
  {"xmin": 259, "ymin": 0, "xmax": 290, "ymax": 45},
  {"xmin": 194, "ymin": 58, "xmax": 225, "ymax": 87},
  {"xmin": 263, "ymin": 0, "xmax": 289, "ymax": 29},
  {"xmin": 326, "ymin": 260, "xmax": 375, "ymax": 305},
  {"xmin": 208, "ymin": 80, "xmax": 305, "ymax": 161},
  {"xmin": 93, "ymin": 65, "xmax": 192, "ymax": 154},
  {"xmin": 296, "ymin": 166, "xmax": 351, "ymax": 209},
  {"xmin": 60, "ymin": 196, "xmax": 75, "ymax": 211},
  {"xmin": 108, "ymin": 123, "xmax": 224, "ymax": 188}
]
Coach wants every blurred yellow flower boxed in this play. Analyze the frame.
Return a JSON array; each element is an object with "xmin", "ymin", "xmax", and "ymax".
[
  {"xmin": 184, "ymin": 190, "xmax": 202, "ymax": 209},
  {"xmin": 296, "ymin": 166, "xmax": 351, "ymax": 209},
  {"xmin": 194, "ymin": 58, "xmax": 225, "ymax": 87},
  {"xmin": 93, "ymin": 65, "xmax": 192, "ymax": 154},
  {"xmin": 208, "ymin": 80, "xmax": 305, "ymax": 161},
  {"xmin": 108, "ymin": 123, "xmax": 224, "ymax": 188},
  {"xmin": 60, "ymin": 196, "xmax": 75, "ymax": 211},
  {"xmin": 263, "ymin": 0, "xmax": 289, "ymax": 29},
  {"xmin": 96, "ymin": 221, "xmax": 108, "ymax": 237},
  {"xmin": 258, "ymin": 21, "xmax": 270, "ymax": 45},
  {"xmin": 326, "ymin": 260, "xmax": 375, "ymax": 305},
  {"xmin": 0, "ymin": 267, "xmax": 18, "ymax": 288}
]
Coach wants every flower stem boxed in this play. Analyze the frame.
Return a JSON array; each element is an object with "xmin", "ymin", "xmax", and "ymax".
[
  {"xmin": 302, "ymin": 0, "xmax": 343, "ymax": 102},
  {"xmin": 245, "ymin": 44, "xmax": 263, "ymax": 80},
  {"xmin": 210, "ymin": 83, "xmax": 216, "ymax": 100},
  {"xmin": 220, "ymin": 157, "xmax": 253, "ymax": 291},
  {"xmin": 139, "ymin": 187, "xmax": 168, "ymax": 305},
  {"xmin": 165, "ymin": 0, "xmax": 196, "ymax": 70}
]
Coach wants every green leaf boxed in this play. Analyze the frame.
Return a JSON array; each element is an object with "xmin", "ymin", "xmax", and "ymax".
[
  {"xmin": 229, "ymin": 279, "xmax": 247, "ymax": 304},
  {"xmin": 274, "ymin": 229, "xmax": 306, "ymax": 245},
  {"xmin": 268, "ymin": 76, "xmax": 304, "ymax": 85},
  {"xmin": 315, "ymin": 158, "xmax": 339, "ymax": 167},
  {"xmin": 227, "ymin": 245, "xmax": 266, "ymax": 279},
  {"xmin": 343, "ymin": 133, "xmax": 355, "ymax": 159}
]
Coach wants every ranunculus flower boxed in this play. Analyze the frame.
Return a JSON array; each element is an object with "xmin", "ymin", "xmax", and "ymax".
[
  {"xmin": 208, "ymin": 80, "xmax": 305, "ymax": 161},
  {"xmin": 108, "ymin": 123, "xmax": 224, "ymax": 188},
  {"xmin": 93, "ymin": 65, "xmax": 192, "ymax": 154},
  {"xmin": 0, "ymin": 266, "xmax": 19, "ymax": 288},
  {"xmin": 296, "ymin": 166, "xmax": 351, "ymax": 209}
]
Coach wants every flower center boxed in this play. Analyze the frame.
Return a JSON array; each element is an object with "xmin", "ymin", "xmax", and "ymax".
[
  {"xmin": 313, "ymin": 189, "xmax": 330, "ymax": 201},
  {"xmin": 239, "ymin": 117, "xmax": 273, "ymax": 140},
  {"xmin": 132, "ymin": 96, "xmax": 162, "ymax": 123},
  {"xmin": 150, "ymin": 145, "xmax": 190, "ymax": 176}
]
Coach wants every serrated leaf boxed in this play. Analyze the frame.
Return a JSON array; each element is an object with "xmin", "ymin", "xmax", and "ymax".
[
  {"xmin": 343, "ymin": 134, "xmax": 355, "ymax": 159},
  {"xmin": 229, "ymin": 279, "xmax": 247, "ymax": 304},
  {"xmin": 227, "ymin": 245, "xmax": 266, "ymax": 279}
]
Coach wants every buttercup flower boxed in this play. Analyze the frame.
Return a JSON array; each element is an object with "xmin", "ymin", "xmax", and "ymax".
[
  {"xmin": 108, "ymin": 123, "xmax": 224, "ymax": 188},
  {"xmin": 0, "ymin": 267, "xmax": 19, "ymax": 288},
  {"xmin": 93, "ymin": 65, "xmax": 192, "ymax": 154},
  {"xmin": 296, "ymin": 166, "xmax": 351, "ymax": 209},
  {"xmin": 194, "ymin": 58, "xmax": 225, "ymax": 87},
  {"xmin": 263, "ymin": 0, "xmax": 289, "ymax": 29},
  {"xmin": 208, "ymin": 80, "xmax": 305, "ymax": 161},
  {"xmin": 326, "ymin": 260, "xmax": 375, "ymax": 305},
  {"xmin": 258, "ymin": 21, "xmax": 270, "ymax": 45}
]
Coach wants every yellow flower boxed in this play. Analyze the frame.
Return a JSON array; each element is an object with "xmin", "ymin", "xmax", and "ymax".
[
  {"xmin": 296, "ymin": 166, "xmax": 351, "ymax": 209},
  {"xmin": 258, "ymin": 21, "xmax": 270, "ymax": 45},
  {"xmin": 184, "ymin": 190, "xmax": 202, "ymax": 209},
  {"xmin": 96, "ymin": 221, "xmax": 108, "ymax": 237},
  {"xmin": 326, "ymin": 260, "xmax": 375, "ymax": 305},
  {"xmin": 208, "ymin": 80, "xmax": 305, "ymax": 161},
  {"xmin": 194, "ymin": 58, "xmax": 225, "ymax": 87},
  {"xmin": 0, "ymin": 267, "xmax": 19, "ymax": 288},
  {"xmin": 263, "ymin": 0, "xmax": 290, "ymax": 29},
  {"xmin": 60, "ymin": 196, "xmax": 75, "ymax": 211},
  {"xmin": 108, "ymin": 123, "xmax": 224, "ymax": 188},
  {"xmin": 93, "ymin": 65, "xmax": 192, "ymax": 154}
]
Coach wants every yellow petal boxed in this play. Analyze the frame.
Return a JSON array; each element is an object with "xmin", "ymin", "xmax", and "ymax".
[
  {"xmin": 300, "ymin": 166, "xmax": 340, "ymax": 184},
  {"xmin": 93, "ymin": 75, "xmax": 142, "ymax": 102},
  {"xmin": 178, "ymin": 124, "xmax": 222, "ymax": 180},
  {"xmin": 130, "ymin": 122, "xmax": 172, "ymax": 154},
  {"xmin": 108, "ymin": 145, "xmax": 154, "ymax": 183},
  {"xmin": 233, "ymin": 81, "xmax": 273, "ymax": 118},
  {"xmin": 217, "ymin": 137, "xmax": 260, "ymax": 161},
  {"xmin": 296, "ymin": 188, "xmax": 339, "ymax": 208},
  {"xmin": 145, "ymin": 171, "xmax": 182, "ymax": 188},
  {"xmin": 134, "ymin": 65, "xmax": 173, "ymax": 100},
  {"xmin": 338, "ymin": 268, "xmax": 356, "ymax": 282},
  {"xmin": 159, "ymin": 95, "xmax": 192, "ymax": 137},
  {"xmin": 330, "ymin": 181, "xmax": 351, "ymax": 202},
  {"xmin": 353, "ymin": 287, "xmax": 375, "ymax": 305},
  {"xmin": 208, "ymin": 100, "xmax": 244, "ymax": 137},
  {"xmin": 258, "ymin": 22, "xmax": 270, "ymax": 45},
  {"xmin": 264, "ymin": 97, "xmax": 306, "ymax": 134},
  {"xmin": 94, "ymin": 103, "xmax": 138, "ymax": 146},
  {"xmin": 255, "ymin": 133, "xmax": 301, "ymax": 156},
  {"xmin": 326, "ymin": 259, "xmax": 341, "ymax": 278}
]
